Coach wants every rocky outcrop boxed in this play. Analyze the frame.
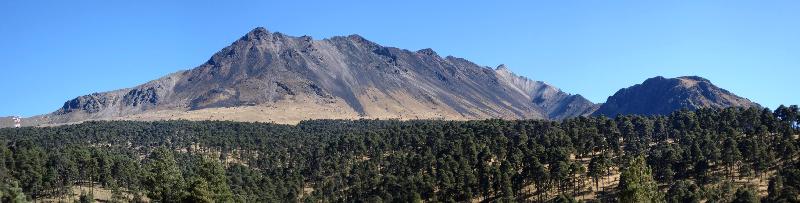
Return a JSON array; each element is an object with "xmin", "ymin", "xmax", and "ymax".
[
  {"xmin": 493, "ymin": 64, "xmax": 598, "ymax": 119},
  {"xmin": 123, "ymin": 87, "xmax": 159, "ymax": 107},
  {"xmin": 57, "ymin": 93, "xmax": 114, "ymax": 114}
]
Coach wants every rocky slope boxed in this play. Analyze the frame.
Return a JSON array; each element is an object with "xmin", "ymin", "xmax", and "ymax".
[
  {"xmin": 593, "ymin": 76, "xmax": 759, "ymax": 116},
  {"xmin": 17, "ymin": 27, "xmax": 597, "ymax": 126},
  {"xmin": 0, "ymin": 117, "xmax": 12, "ymax": 128}
]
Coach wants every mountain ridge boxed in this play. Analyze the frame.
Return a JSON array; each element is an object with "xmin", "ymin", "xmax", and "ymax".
[
  {"xmin": 1, "ymin": 27, "xmax": 764, "ymax": 127},
  {"xmin": 10, "ymin": 27, "xmax": 598, "ymax": 126}
]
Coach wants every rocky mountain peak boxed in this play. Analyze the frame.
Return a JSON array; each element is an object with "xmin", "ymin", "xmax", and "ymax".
[
  {"xmin": 346, "ymin": 34, "xmax": 375, "ymax": 46},
  {"xmin": 416, "ymin": 48, "xmax": 439, "ymax": 57},
  {"xmin": 642, "ymin": 75, "xmax": 712, "ymax": 88},
  {"xmin": 240, "ymin": 27, "xmax": 270, "ymax": 41},
  {"xmin": 594, "ymin": 76, "xmax": 759, "ymax": 116},
  {"xmin": 676, "ymin": 75, "xmax": 710, "ymax": 82},
  {"xmin": 495, "ymin": 64, "xmax": 509, "ymax": 71}
]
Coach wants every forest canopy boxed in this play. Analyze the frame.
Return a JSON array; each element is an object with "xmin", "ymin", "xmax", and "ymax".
[{"xmin": 0, "ymin": 105, "xmax": 798, "ymax": 202}]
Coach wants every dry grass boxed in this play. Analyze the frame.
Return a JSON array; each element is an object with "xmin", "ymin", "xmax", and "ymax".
[
  {"xmin": 115, "ymin": 92, "xmax": 480, "ymax": 124},
  {"xmin": 120, "ymin": 96, "xmax": 362, "ymax": 124},
  {"xmin": 37, "ymin": 183, "xmax": 146, "ymax": 202}
]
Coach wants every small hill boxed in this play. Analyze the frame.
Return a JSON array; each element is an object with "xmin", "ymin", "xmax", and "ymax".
[{"xmin": 593, "ymin": 76, "xmax": 759, "ymax": 116}]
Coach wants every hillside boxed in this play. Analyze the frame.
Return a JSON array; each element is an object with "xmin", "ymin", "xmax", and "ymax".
[{"xmin": 1, "ymin": 107, "xmax": 798, "ymax": 202}]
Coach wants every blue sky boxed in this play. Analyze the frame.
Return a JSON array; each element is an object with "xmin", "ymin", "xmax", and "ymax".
[{"xmin": 1, "ymin": 1, "xmax": 798, "ymax": 117}]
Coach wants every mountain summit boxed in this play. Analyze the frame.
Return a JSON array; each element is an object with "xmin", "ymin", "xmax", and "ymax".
[
  {"xmin": 593, "ymin": 76, "xmax": 759, "ymax": 116},
  {"xmin": 29, "ymin": 27, "xmax": 597, "ymax": 125},
  {"xmin": 3, "ymin": 28, "xmax": 764, "ymax": 128}
]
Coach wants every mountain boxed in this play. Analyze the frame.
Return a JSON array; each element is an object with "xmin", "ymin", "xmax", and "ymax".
[
  {"xmin": 0, "ymin": 116, "xmax": 12, "ymax": 127},
  {"xmin": 18, "ymin": 27, "xmax": 596, "ymax": 126},
  {"xmin": 593, "ymin": 76, "xmax": 759, "ymax": 116}
]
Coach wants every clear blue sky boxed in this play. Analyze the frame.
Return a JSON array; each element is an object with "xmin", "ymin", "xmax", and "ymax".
[{"xmin": 1, "ymin": 1, "xmax": 798, "ymax": 117}]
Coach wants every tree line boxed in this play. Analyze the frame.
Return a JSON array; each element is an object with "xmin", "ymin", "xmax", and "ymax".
[{"xmin": 0, "ymin": 105, "xmax": 798, "ymax": 202}]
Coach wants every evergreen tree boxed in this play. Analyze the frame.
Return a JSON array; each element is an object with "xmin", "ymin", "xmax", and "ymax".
[
  {"xmin": 732, "ymin": 186, "xmax": 759, "ymax": 203},
  {"xmin": 617, "ymin": 156, "xmax": 663, "ymax": 203},
  {"xmin": 588, "ymin": 155, "xmax": 605, "ymax": 191},
  {"xmin": 767, "ymin": 176, "xmax": 783, "ymax": 202},
  {"xmin": 0, "ymin": 181, "xmax": 26, "ymax": 203},
  {"xmin": 184, "ymin": 177, "xmax": 213, "ymax": 203},
  {"xmin": 79, "ymin": 192, "xmax": 94, "ymax": 203},
  {"xmin": 142, "ymin": 147, "xmax": 185, "ymax": 202},
  {"xmin": 665, "ymin": 180, "xmax": 699, "ymax": 203},
  {"xmin": 196, "ymin": 157, "xmax": 233, "ymax": 202},
  {"xmin": 721, "ymin": 136, "xmax": 742, "ymax": 181}
]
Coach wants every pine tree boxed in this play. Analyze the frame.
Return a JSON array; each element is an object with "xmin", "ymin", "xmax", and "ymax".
[
  {"xmin": 196, "ymin": 157, "xmax": 233, "ymax": 202},
  {"xmin": 767, "ymin": 176, "xmax": 783, "ymax": 202},
  {"xmin": 79, "ymin": 192, "xmax": 94, "ymax": 203},
  {"xmin": 722, "ymin": 136, "xmax": 742, "ymax": 181},
  {"xmin": 732, "ymin": 187, "xmax": 759, "ymax": 203},
  {"xmin": 588, "ymin": 156, "xmax": 604, "ymax": 191},
  {"xmin": 142, "ymin": 147, "xmax": 185, "ymax": 202},
  {"xmin": 0, "ymin": 180, "xmax": 27, "ymax": 203},
  {"xmin": 184, "ymin": 177, "xmax": 213, "ymax": 203},
  {"xmin": 665, "ymin": 180, "xmax": 699, "ymax": 203},
  {"xmin": 617, "ymin": 156, "xmax": 663, "ymax": 203}
]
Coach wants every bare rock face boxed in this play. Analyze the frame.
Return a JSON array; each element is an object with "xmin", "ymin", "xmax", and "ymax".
[
  {"xmin": 593, "ymin": 76, "xmax": 759, "ymax": 116},
  {"xmin": 27, "ymin": 27, "xmax": 599, "ymax": 125},
  {"xmin": 58, "ymin": 93, "xmax": 113, "ymax": 114},
  {"xmin": 123, "ymin": 87, "xmax": 159, "ymax": 107},
  {"xmin": 493, "ymin": 64, "xmax": 598, "ymax": 119}
]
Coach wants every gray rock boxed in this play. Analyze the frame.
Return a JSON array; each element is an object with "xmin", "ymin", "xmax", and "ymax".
[{"xmin": 593, "ymin": 76, "xmax": 759, "ymax": 116}]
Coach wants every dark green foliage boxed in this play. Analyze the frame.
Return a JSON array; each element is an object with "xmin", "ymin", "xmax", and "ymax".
[
  {"xmin": 0, "ymin": 106, "xmax": 797, "ymax": 202},
  {"xmin": 143, "ymin": 147, "xmax": 185, "ymax": 202},
  {"xmin": 588, "ymin": 152, "xmax": 611, "ymax": 192},
  {"xmin": 617, "ymin": 155, "xmax": 663, "ymax": 203},
  {"xmin": 768, "ymin": 159, "xmax": 800, "ymax": 202},
  {"xmin": 705, "ymin": 181, "xmax": 737, "ymax": 203},
  {"xmin": 184, "ymin": 178, "xmax": 213, "ymax": 203},
  {"xmin": 79, "ymin": 192, "xmax": 93, "ymax": 203},
  {"xmin": 0, "ymin": 181, "xmax": 26, "ymax": 203},
  {"xmin": 732, "ymin": 186, "xmax": 759, "ymax": 203},
  {"xmin": 665, "ymin": 180, "xmax": 700, "ymax": 203}
]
